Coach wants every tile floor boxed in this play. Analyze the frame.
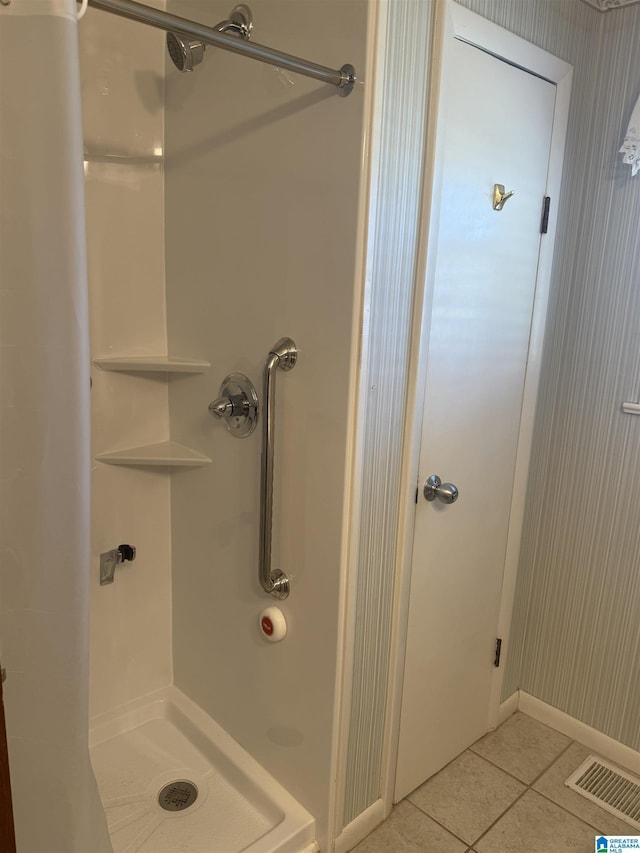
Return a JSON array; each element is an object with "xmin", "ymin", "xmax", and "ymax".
[{"xmin": 352, "ymin": 712, "xmax": 639, "ymax": 852}]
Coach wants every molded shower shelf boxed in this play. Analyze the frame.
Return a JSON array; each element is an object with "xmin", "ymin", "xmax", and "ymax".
[
  {"xmin": 96, "ymin": 440, "xmax": 212, "ymax": 467},
  {"xmin": 93, "ymin": 355, "xmax": 210, "ymax": 373}
]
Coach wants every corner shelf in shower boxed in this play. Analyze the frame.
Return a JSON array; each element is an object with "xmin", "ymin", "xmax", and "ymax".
[
  {"xmin": 92, "ymin": 355, "xmax": 210, "ymax": 373},
  {"xmin": 96, "ymin": 441, "xmax": 212, "ymax": 468},
  {"xmin": 93, "ymin": 357, "xmax": 211, "ymax": 468}
]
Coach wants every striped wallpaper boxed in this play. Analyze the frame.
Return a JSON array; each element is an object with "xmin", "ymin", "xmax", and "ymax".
[
  {"xmin": 455, "ymin": 0, "xmax": 640, "ymax": 750},
  {"xmin": 342, "ymin": 0, "xmax": 434, "ymax": 826},
  {"xmin": 344, "ymin": 0, "xmax": 640, "ymax": 830}
]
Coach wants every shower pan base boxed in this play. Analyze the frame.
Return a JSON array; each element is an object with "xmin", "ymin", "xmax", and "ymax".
[{"xmin": 89, "ymin": 686, "xmax": 317, "ymax": 853}]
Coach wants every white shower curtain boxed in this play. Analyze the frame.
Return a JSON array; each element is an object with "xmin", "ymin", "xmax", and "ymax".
[{"xmin": 0, "ymin": 1, "xmax": 111, "ymax": 850}]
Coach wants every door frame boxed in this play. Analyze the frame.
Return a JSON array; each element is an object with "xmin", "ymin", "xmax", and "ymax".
[{"xmin": 386, "ymin": 0, "xmax": 573, "ymax": 804}]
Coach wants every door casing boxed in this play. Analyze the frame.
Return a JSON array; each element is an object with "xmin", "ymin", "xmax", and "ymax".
[{"xmin": 385, "ymin": 0, "xmax": 573, "ymax": 806}]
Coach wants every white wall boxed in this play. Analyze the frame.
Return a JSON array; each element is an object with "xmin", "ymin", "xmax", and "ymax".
[
  {"xmin": 79, "ymin": 3, "xmax": 173, "ymax": 718},
  {"xmin": 164, "ymin": 1, "xmax": 368, "ymax": 847}
]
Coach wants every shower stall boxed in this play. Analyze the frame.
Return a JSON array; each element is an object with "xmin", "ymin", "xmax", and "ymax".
[
  {"xmin": 1, "ymin": 0, "xmax": 372, "ymax": 850},
  {"xmin": 84, "ymin": 0, "xmax": 369, "ymax": 851},
  {"xmin": 0, "ymin": 0, "xmax": 435, "ymax": 842}
]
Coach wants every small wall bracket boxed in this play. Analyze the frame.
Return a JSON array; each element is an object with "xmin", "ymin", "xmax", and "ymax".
[{"xmin": 100, "ymin": 544, "xmax": 136, "ymax": 586}]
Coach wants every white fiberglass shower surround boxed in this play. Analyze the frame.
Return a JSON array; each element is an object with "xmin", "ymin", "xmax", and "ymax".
[
  {"xmin": 1, "ymin": 0, "xmax": 371, "ymax": 850},
  {"xmin": 80, "ymin": 0, "xmax": 367, "ymax": 853}
]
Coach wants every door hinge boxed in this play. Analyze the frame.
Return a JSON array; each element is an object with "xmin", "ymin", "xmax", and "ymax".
[
  {"xmin": 540, "ymin": 196, "xmax": 551, "ymax": 234},
  {"xmin": 494, "ymin": 638, "xmax": 502, "ymax": 667},
  {"xmin": 415, "ymin": 486, "xmax": 419, "ymax": 504}
]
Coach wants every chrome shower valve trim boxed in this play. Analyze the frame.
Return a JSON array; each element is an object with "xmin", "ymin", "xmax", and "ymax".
[{"xmin": 209, "ymin": 373, "xmax": 259, "ymax": 438}]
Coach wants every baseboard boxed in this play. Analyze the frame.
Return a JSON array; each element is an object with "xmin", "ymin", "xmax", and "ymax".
[
  {"xmin": 498, "ymin": 691, "xmax": 519, "ymax": 726},
  {"xmin": 334, "ymin": 799, "xmax": 386, "ymax": 853},
  {"xmin": 334, "ymin": 693, "xmax": 640, "ymax": 852},
  {"xmin": 518, "ymin": 691, "xmax": 640, "ymax": 776}
]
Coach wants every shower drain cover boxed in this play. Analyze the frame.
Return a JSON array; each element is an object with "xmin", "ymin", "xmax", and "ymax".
[{"xmin": 158, "ymin": 780, "xmax": 199, "ymax": 812}]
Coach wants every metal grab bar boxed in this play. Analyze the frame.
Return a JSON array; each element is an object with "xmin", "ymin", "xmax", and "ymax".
[
  {"xmin": 86, "ymin": 0, "xmax": 356, "ymax": 96},
  {"xmin": 259, "ymin": 338, "xmax": 297, "ymax": 599}
]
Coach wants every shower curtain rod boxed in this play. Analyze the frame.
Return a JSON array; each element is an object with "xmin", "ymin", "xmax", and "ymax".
[{"xmin": 86, "ymin": 0, "xmax": 356, "ymax": 96}]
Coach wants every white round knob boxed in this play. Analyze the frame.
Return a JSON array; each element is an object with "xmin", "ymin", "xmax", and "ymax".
[{"xmin": 259, "ymin": 606, "xmax": 287, "ymax": 642}]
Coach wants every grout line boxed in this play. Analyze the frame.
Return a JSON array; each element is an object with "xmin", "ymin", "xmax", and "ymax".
[
  {"xmin": 403, "ymin": 799, "xmax": 471, "ymax": 847},
  {"xmin": 470, "ymin": 785, "xmax": 530, "ymax": 848},
  {"xmin": 472, "ymin": 736, "xmax": 631, "ymax": 845},
  {"xmin": 469, "ymin": 733, "xmax": 574, "ymax": 787},
  {"xmin": 402, "ymin": 723, "xmax": 631, "ymax": 850},
  {"xmin": 532, "ymin": 765, "xmax": 638, "ymax": 833},
  {"xmin": 529, "ymin": 738, "xmax": 575, "ymax": 786},
  {"xmin": 406, "ymin": 752, "xmax": 528, "ymax": 848},
  {"xmin": 466, "ymin": 745, "xmax": 533, "ymax": 785},
  {"xmin": 469, "ymin": 740, "xmax": 577, "ymax": 846},
  {"xmin": 466, "ymin": 742, "xmax": 571, "ymax": 788},
  {"xmin": 533, "ymin": 786, "xmax": 602, "ymax": 833},
  {"xmin": 456, "ymin": 737, "xmax": 578, "ymax": 848},
  {"xmin": 528, "ymin": 738, "xmax": 626, "ymax": 831},
  {"xmin": 530, "ymin": 780, "xmax": 635, "ymax": 835}
]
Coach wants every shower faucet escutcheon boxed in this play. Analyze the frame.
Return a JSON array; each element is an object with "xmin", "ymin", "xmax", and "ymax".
[{"xmin": 208, "ymin": 373, "xmax": 259, "ymax": 438}]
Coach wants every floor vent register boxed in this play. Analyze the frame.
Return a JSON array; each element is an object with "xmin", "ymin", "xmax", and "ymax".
[{"xmin": 565, "ymin": 755, "xmax": 640, "ymax": 830}]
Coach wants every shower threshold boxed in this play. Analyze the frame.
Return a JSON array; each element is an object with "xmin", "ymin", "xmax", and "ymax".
[{"xmin": 89, "ymin": 685, "xmax": 317, "ymax": 853}]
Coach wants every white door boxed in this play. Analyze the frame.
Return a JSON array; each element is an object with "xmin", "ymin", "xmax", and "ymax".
[{"xmin": 395, "ymin": 32, "xmax": 558, "ymax": 799}]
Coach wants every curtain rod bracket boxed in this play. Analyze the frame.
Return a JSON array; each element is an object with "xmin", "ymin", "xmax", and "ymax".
[{"xmin": 338, "ymin": 64, "xmax": 357, "ymax": 97}]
